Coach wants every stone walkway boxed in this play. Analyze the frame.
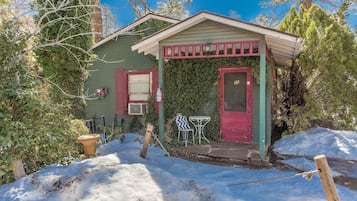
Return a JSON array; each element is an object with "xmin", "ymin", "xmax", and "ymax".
[{"xmin": 171, "ymin": 141, "xmax": 272, "ymax": 168}]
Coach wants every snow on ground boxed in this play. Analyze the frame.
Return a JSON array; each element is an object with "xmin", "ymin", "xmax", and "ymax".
[
  {"xmin": 274, "ymin": 127, "xmax": 357, "ymax": 160},
  {"xmin": 1, "ymin": 129, "xmax": 357, "ymax": 201},
  {"xmin": 274, "ymin": 127, "xmax": 357, "ymax": 179}
]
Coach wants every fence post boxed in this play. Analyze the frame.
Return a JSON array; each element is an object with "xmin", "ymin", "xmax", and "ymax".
[
  {"xmin": 12, "ymin": 159, "xmax": 25, "ymax": 180},
  {"xmin": 313, "ymin": 155, "xmax": 340, "ymax": 201},
  {"xmin": 140, "ymin": 123, "xmax": 153, "ymax": 159}
]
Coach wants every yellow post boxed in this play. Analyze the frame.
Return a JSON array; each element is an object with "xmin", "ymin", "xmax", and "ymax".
[
  {"xmin": 12, "ymin": 159, "xmax": 25, "ymax": 180},
  {"xmin": 314, "ymin": 155, "xmax": 340, "ymax": 201},
  {"xmin": 140, "ymin": 123, "xmax": 153, "ymax": 159}
]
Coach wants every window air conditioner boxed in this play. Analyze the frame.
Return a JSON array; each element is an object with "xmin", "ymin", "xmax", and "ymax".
[{"xmin": 128, "ymin": 103, "xmax": 148, "ymax": 115}]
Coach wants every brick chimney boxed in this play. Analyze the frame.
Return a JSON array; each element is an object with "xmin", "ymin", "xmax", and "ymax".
[{"xmin": 92, "ymin": 0, "xmax": 103, "ymax": 42}]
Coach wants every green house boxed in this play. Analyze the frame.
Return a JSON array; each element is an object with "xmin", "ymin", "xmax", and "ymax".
[
  {"xmin": 85, "ymin": 13, "xmax": 179, "ymax": 124},
  {"xmin": 86, "ymin": 11, "xmax": 303, "ymax": 159}
]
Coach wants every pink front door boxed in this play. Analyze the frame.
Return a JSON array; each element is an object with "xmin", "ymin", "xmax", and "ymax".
[{"xmin": 219, "ymin": 67, "xmax": 253, "ymax": 143}]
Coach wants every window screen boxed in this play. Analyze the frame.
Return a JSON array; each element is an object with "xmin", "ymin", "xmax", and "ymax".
[
  {"xmin": 224, "ymin": 72, "xmax": 247, "ymax": 112},
  {"xmin": 128, "ymin": 74, "xmax": 151, "ymax": 101}
]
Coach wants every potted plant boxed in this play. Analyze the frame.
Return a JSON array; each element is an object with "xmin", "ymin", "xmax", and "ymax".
[{"xmin": 70, "ymin": 120, "xmax": 99, "ymax": 156}]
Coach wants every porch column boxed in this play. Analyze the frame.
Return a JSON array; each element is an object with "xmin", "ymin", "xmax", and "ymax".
[
  {"xmin": 266, "ymin": 65, "xmax": 272, "ymax": 146},
  {"xmin": 158, "ymin": 44, "xmax": 165, "ymax": 143},
  {"xmin": 259, "ymin": 38, "xmax": 266, "ymax": 159}
]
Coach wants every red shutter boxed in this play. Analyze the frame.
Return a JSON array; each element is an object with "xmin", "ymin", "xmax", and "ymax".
[
  {"xmin": 114, "ymin": 69, "xmax": 128, "ymax": 115},
  {"xmin": 151, "ymin": 67, "xmax": 159, "ymax": 113}
]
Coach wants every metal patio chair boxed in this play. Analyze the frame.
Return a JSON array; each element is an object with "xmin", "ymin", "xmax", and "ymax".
[
  {"xmin": 175, "ymin": 113, "xmax": 195, "ymax": 146},
  {"xmin": 84, "ymin": 115, "xmax": 107, "ymax": 143}
]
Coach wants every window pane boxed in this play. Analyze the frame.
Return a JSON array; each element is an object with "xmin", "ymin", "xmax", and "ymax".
[
  {"xmin": 252, "ymin": 42, "xmax": 259, "ymax": 53},
  {"xmin": 224, "ymin": 72, "xmax": 247, "ymax": 112},
  {"xmin": 203, "ymin": 44, "xmax": 216, "ymax": 56},
  {"xmin": 174, "ymin": 47, "xmax": 179, "ymax": 56},
  {"xmin": 244, "ymin": 42, "xmax": 250, "ymax": 54},
  {"xmin": 227, "ymin": 44, "xmax": 233, "ymax": 54},
  {"xmin": 219, "ymin": 44, "xmax": 224, "ymax": 55},
  {"xmin": 188, "ymin": 46, "xmax": 193, "ymax": 56},
  {"xmin": 235, "ymin": 43, "xmax": 241, "ymax": 54},
  {"xmin": 128, "ymin": 74, "xmax": 150, "ymax": 101},
  {"xmin": 167, "ymin": 47, "xmax": 172, "ymax": 56},
  {"xmin": 195, "ymin": 45, "xmax": 201, "ymax": 56},
  {"xmin": 181, "ymin": 47, "xmax": 186, "ymax": 56}
]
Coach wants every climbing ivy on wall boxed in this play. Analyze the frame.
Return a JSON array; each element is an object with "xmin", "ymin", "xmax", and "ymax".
[
  {"xmin": 34, "ymin": 0, "xmax": 95, "ymax": 118},
  {"xmin": 164, "ymin": 57, "xmax": 260, "ymax": 141}
]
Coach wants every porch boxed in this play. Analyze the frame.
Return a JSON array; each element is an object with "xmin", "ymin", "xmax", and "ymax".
[
  {"xmin": 131, "ymin": 11, "xmax": 304, "ymax": 160},
  {"xmin": 171, "ymin": 141, "xmax": 272, "ymax": 168}
]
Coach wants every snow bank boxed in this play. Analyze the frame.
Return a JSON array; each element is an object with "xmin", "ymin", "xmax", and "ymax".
[{"xmin": 274, "ymin": 127, "xmax": 357, "ymax": 160}]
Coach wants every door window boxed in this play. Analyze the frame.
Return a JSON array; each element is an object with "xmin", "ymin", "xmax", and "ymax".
[{"xmin": 224, "ymin": 72, "xmax": 247, "ymax": 112}]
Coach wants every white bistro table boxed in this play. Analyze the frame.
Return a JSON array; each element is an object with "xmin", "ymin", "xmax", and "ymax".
[{"xmin": 189, "ymin": 116, "xmax": 211, "ymax": 144}]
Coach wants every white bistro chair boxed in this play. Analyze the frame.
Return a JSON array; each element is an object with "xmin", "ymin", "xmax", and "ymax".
[{"xmin": 175, "ymin": 113, "xmax": 195, "ymax": 146}]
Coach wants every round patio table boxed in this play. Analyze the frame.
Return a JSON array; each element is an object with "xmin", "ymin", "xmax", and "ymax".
[{"xmin": 189, "ymin": 116, "xmax": 210, "ymax": 144}]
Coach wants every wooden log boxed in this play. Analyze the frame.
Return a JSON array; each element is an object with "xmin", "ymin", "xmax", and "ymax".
[
  {"xmin": 12, "ymin": 159, "xmax": 25, "ymax": 180},
  {"xmin": 313, "ymin": 155, "xmax": 340, "ymax": 201},
  {"xmin": 140, "ymin": 123, "xmax": 153, "ymax": 159}
]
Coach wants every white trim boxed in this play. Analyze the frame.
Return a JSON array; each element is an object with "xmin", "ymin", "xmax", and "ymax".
[{"xmin": 93, "ymin": 13, "xmax": 180, "ymax": 49}]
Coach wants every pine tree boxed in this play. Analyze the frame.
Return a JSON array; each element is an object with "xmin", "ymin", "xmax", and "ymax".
[
  {"xmin": 257, "ymin": 0, "xmax": 356, "ymax": 27},
  {"xmin": 277, "ymin": 4, "xmax": 357, "ymax": 132}
]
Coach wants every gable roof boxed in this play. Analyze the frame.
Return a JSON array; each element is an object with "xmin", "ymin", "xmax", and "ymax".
[
  {"xmin": 93, "ymin": 13, "xmax": 180, "ymax": 49},
  {"xmin": 132, "ymin": 11, "xmax": 304, "ymax": 67}
]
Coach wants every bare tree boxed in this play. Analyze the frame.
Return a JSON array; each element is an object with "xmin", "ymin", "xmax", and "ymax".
[
  {"xmin": 0, "ymin": 0, "xmax": 123, "ymax": 101},
  {"xmin": 130, "ymin": 0, "xmax": 192, "ymax": 19},
  {"xmin": 156, "ymin": 0, "xmax": 192, "ymax": 19},
  {"xmin": 130, "ymin": 0, "xmax": 152, "ymax": 18},
  {"xmin": 102, "ymin": 4, "xmax": 118, "ymax": 37}
]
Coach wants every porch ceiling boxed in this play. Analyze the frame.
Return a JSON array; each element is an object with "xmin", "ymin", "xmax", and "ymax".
[{"xmin": 132, "ymin": 11, "xmax": 304, "ymax": 67}]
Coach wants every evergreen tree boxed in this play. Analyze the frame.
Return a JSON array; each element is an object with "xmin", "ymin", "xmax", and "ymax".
[
  {"xmin": 277, "ymin": 4, "xmax": 357, "ymax": 133},
  {"xmin": 257, "ymin": 0, "xmax": 356, "ymax": 27}
]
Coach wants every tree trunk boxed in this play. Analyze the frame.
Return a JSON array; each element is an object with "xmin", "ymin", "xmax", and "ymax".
[
  {"xmin": 272, "ymin": 61, "xmax": 306, "ymax": 141},
  {"xmin": 300, "ymin": 0, "xmax": 312, "ymax": 9}
]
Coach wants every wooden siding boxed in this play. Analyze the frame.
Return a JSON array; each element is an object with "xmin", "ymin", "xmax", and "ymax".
[
  {"xmin": 85, "ymin": 35, "xmax": 157, "ymax": 125},
  {"xmin": 162, "ymin": 20, "xmax": 262, "ymax": 45}
]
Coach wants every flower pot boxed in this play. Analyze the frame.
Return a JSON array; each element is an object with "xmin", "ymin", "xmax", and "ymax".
[{"xmin": 77, "ymin": 134, "xmax": 100, "ymax": 156}]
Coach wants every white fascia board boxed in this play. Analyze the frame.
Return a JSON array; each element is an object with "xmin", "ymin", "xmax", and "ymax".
[
  {"xmin": 146, "ymin": 46, "xmax": 159, "ymax": 57},
  {"xmin": 93, "ymin": 14, "xmax": 179, "ymax": 49},
  {"xmin": 137, "ymin": 42, "xmax": 158, "ymax": 55},
  {"xmin": 293, "ymin": 38, "xmax": 304, "ymax": 59},
  {"xmin": 206, "ymin": 14, "xmax": 299, "ymax": 43}
]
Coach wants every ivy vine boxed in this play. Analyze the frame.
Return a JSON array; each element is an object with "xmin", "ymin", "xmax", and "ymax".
[{"xmin": 164, "ymin": 57, "xmax": 260, "ymax": 142}]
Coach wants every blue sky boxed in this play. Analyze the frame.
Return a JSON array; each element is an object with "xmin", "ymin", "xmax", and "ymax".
[
  {"xmin": 101, "ymin": 0, "xmax": 356, "ymax": 29},
  {"xmin": 101, "ymin": 0, "xmax": 264, "ymax": 27}
]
